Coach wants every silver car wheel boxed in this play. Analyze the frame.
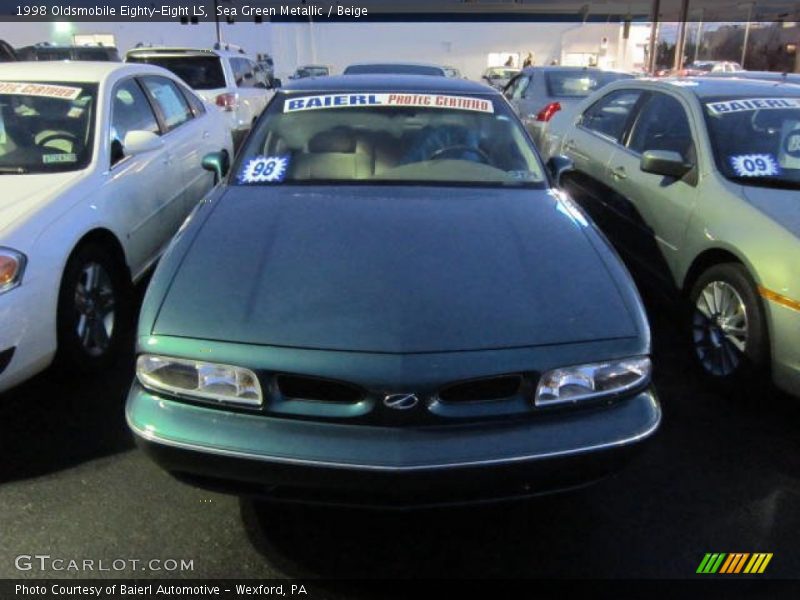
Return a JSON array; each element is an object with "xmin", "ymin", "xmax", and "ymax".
[
  {"xmin": 692, "ymin": 280, "xmax": 748, "ymax": 377},
  {"xmin": 73, "ymin": 262, "xmax": 116, "ymax": 357}
]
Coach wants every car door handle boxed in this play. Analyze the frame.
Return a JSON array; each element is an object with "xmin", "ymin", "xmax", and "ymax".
[{"xmin": 610, "ymin": 166, "xmax": 627, "ymax": 180}]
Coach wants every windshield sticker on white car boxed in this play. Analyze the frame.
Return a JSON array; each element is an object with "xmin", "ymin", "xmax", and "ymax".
[
  {"xmin": 239, "ymin": 155, "xmax": 290, "ymax": 184},
  {"xmin": 729, "ymin": 154, "xmax": 780, "ymax": 177},
  {"xmin": 707, "ymin": 98, "xmax": 800, "ymax": 115},
  {"xmin": 0, "ymin": 82, "xmax": 82, "ymax": 101},
  {"xmin": 284, "ymin": 93, "xmax": 494, "ymax": 114},
  {"xmin": 43, "ymin": 153, "xmax": 77, "ymax": 164}
]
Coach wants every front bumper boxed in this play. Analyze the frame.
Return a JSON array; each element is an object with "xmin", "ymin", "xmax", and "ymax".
[
  {"xmin": 127, "ymin": 383, "xmax": 661, "ymax": 507},
  {"xmin": 0, "ymin": 277, "xmax": 57, "ymax": 394}
]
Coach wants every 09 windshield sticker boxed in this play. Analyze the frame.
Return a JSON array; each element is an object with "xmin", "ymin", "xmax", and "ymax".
[
  {"xmin": 239, "ymin": 155, "xmax": 290, "ymax": 184},
  {"xmin": 706, "ymin": 98, "xmax": 800, "ymax": 115},
  {"xmin": 284, "ymin": 93, "xmax": 494, "ymax": 114},
  {"xmin": 0, "ymin": 82, "xmax": 82, "ymax": 100},
  {"xmin": 729, "ymin": 154, "xmax": 780, "ymax": 177}
]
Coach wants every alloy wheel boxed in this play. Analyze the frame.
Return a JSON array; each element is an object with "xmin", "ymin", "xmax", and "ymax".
[
  {"xmin": 73, "ymin": 261, "xmax": 116, "ymax": 357},
  {"xmin": 692, "ymin": 280, "xmax": 748, "ymax": 377}
]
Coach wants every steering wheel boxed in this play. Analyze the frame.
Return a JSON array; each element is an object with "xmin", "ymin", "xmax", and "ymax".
[
  {"xmin": 750, "ymin": 110, "xmax": 781, "ymax": 136},
  {"xmin": 429, "ymin": 144, "xmax": 490, "ymax": 164},
  {"xmin": 36, "ymin": 131, "xmax": 80, "ymax": 150}
]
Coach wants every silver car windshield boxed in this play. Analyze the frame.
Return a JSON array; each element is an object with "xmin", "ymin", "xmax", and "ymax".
[
  {"xmin": 0, "ymin": 81, "xmax": 96, "ymax": 174},
  {"xmin": 703, "ymin": 95, "xmax": 800, "ymax": 188},
  {"xmin": 234, "ymin": 92, "xmax": 546, "ymax": 187}
]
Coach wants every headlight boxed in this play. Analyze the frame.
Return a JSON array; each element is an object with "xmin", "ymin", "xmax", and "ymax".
[
  {"xmin": 535, "ymin": 357, "xmax": 651, "ymax": 407},
  {"xmin": 136, "ymin": 354, "xmax": 262, "ymax": 407},
  {"xmin": 0, "ymin": 248, "xmax": 26, "ymax": 294}
]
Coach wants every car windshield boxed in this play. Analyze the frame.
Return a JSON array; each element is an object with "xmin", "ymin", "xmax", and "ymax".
[
  {"xmin": 703, "ymin": 95, "xmax": 800, "ymax": 188},
  {"xmin": 127, "ymin": 55, "xmax": 226, "ymax": 89},
  {"xmin": 545, "ymin": 70, "xmax": 633, "ymax": 97},
  {"xmin": 0, "ymin": 81, "xmax": 96, "ymax": 174},
  {"xmin": 344, "ymin": 64, "xmax": 444, "ymax": 76},
  {"xmin": 234, "ymin": 91, "xmax": 545, "ymax": 187},
  {"xmin": 487, "ymin": 68, "xmax": 518, "ymax": 79},
  {"xmin": 297, "ymin": 67, "xmax": 328, "ymax": 77}
]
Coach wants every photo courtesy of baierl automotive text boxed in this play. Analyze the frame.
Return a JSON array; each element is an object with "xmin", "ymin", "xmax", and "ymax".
[{"xmin": 0, "ymin": 0, "xmax": 799, "ymax": 596}]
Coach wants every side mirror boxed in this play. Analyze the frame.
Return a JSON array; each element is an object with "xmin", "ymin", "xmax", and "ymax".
[
  {"xmin": 202, "ymin": 150, "xmax": 230, "ymax": 183},
  {"xmin": 123, "ymin": 130, "xmax": 163, "ymax": 156},
  {"xmin": 640, "ymin": 149, "xmax": 692, "ymax": 179},
  {"xmin": 546, "ymin": 155, "xmax": 574, "ymax": 187}
]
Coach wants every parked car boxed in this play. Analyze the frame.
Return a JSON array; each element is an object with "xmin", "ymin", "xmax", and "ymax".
[
  {"xmin": 704, "ymin": 70, "xmax": 800, "ymax": 86},
  {"xmin": 481, "ymin": 66, "xmax": 520, "ymax": 90},
  {"xmin": 127, "ymin": 75, "xmax": 660, "ymax": 508},
  {"xmin": 543, "ymin": 77, "xmax": 800, "ymax": 396},
  {"xmin": 126, "ymin": 46, "xmax": 275, "ymax": 148},
  {"xmin": 658, "ymin": 61, "xmax": 743, "ymax": 78},
  {"xmin": 0, "ymin": 61, "xmax": 233, "ymax": 393},
  {"xmin": 443, "ymin": 66, "xmax": 463, "ymax": 78},
  {"xmin": 288, "ymin": 65, "xmax": 331, "ymax": 79},
  {"xmin": 15, "ymin": 43, "xmax": 120, "ymax": 62},
  {"xmin": 0, "ymin": 40, "xmax": 16, "ymax": 62},
  {"xmin": 343, "ymin": 62, "xmax": 447, "ymax": 76},
  {"xmin": 504, "ymin": 66, "xmax": 634, "ymax": 148},
  {"xmin": 255, "ymin": 53, "xmax": 275, "ymax": 85}
]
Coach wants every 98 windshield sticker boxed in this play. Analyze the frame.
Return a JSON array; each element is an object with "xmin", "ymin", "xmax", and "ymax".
[
  {"xmin": 707, "ymin": 98, "xmax": 800, "ymax": 115},
  {"xmin": 239, "ymin": 155, "xmax": 290, "ymax": 184},
  {"xmin": 729, "ymin": 154, "xmax": 780, "ymax": 177},
  {"xmin": 284, "ymin": 93, "xmax": 494, "ymax": 114},
  {"xmin": 0, "ymin": 82, "xmax": 83, "ymax": 100}
]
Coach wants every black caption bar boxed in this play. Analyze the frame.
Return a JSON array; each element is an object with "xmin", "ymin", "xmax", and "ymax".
[
  {"xmin": 0, "ymin": 0, "xmax": 790, "ymax": 22},
  {"xmin": 2, "ymin": 579, "xmax": 797, "ymax": 600}
]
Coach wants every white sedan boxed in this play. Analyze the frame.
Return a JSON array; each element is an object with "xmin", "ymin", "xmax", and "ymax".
[{"xmin": 0, "ymin": 61, "xmax": 233, "ymax": 393}]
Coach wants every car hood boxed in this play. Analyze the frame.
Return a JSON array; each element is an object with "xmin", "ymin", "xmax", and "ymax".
[
  {"xmin": 0, "ymin": 171, "xmax": 84, "ymax": 238},
  {"xmin": 153, "ymin": 185, "xmax": 639, "ymax": 353},
  {"xmin": 741, "ymin": 184, "xmax": 800, "ymax": 239}
]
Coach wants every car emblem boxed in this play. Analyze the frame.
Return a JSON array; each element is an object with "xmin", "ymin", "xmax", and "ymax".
[{"xmin": 383, "ymin": 393, "xmax": 420, "ymax": 410}]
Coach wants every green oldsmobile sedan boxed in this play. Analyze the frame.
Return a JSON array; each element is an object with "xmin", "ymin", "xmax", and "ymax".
[
  {"xmin": 126, "ymin": 75, "xmax": 660, "ymax": 507},
  {"xmin": 544, "ymin": 77, "xmax": 800, "ymax": 395}
]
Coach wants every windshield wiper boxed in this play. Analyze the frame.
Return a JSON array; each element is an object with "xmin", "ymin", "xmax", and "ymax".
[
  {"xmin": 0, "ymin": 166, "xmax": 28, "ymax": 174},
  {"xmin": 729, "ymin": 175, "xmax": 800, "ymax": 190}
]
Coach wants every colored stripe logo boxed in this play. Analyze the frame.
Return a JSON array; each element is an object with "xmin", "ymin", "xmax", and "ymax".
[{"xmin": 697, "ymin": 553, "xmax": 773, "ymax": 574}]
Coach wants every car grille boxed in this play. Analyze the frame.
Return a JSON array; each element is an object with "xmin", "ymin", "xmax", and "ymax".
[
  {"xmin": 275, "ymin": 374, "xmax": 365, "ymax": 403},
  {"xmin": 438, "ymin": 374, "xmax": 523, "ymax": 402}
]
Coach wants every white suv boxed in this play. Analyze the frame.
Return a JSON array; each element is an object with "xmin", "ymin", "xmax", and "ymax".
[{"xmin": 126, "ymin": 45, "xmax": 276, "ymax": 148}]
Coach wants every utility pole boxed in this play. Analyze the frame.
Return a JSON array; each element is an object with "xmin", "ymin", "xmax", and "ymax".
[
  {"xmin": 647, "ymin": 0, "xmax": 661, "ymax": 73},
  {"xmin": 673, "ymin": 0, "xmax": 690, "ymax": 71}
]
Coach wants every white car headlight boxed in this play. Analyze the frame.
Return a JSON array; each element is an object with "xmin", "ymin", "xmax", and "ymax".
[
  {"xmin": 0, "ymin": 248, "xmax": 26, "ymax": 295},
  {"xmin": 137, "ymin": 354, "xmax": 262, "ymax": 407},
  {"xmin": 535, "ymin": 357, "xmax": 651, "ymax": 407}
]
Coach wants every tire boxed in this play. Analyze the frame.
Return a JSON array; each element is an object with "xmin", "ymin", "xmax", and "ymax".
[
  {"xmin": 688, "ymin": 262, "xmax": 769, "ymax": 390},
  {"xmin": 55, "ymin": 243, "xmax": 131, "ymax": 372}
]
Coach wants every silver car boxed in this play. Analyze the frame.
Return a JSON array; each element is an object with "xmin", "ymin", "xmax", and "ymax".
[
  {"xmin": 544, "ymin": 77, "xmax": 800, "ymax": 396},
  {"xmin": 504, "ymin": 66, "xmax": 633, "ymax": 148}
]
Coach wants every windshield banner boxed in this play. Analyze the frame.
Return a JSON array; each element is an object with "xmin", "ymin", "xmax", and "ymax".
[
  {"xmin": 706, "ymin": 98, "xmax": 800, "ymax": 115},
  {"xmin": 284, "ymin": 93, "xmax": 494, "ymax": 114},
  {"xmin": 0, "ymin": 82, "xmax": 82, "ymax": 100}
]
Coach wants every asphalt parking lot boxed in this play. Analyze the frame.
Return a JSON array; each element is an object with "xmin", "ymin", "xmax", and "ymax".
[{"xmin": 1, "ymin": 282, "xmax": 799, "ymax": 581}]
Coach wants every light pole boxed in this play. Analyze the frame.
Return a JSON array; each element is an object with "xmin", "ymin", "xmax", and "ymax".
[{"xmin": 740, "ymin": 2, "xmax": 754, "ymax": 68}]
